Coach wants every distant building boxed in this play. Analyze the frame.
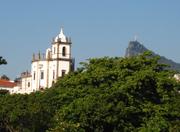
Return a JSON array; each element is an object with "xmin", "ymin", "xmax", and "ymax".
[
  {"xmin": 15, "ymin": 28, "xmax": 74, "ymax": 94},
  {"xmin": 0, "ymin": 79, "xmax": 17, "ymax": 94}
]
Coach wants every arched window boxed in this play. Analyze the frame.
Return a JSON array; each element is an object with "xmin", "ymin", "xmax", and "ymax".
[
  {"xmin": 33, "ymin": 72, "xmax": 36, "ymax": 80},
  {"xmin": 61, "ymin": 70, "xmax": 66, "ymax": 77},
  {"xmin": 53, "ymin": 70, "xmax": 55, "ymax": 79},
  {"xmin": 40, "ymin": 71, "xmax": 44, "ymax": 80},
  {"xmin": 62, "ymin": 47, "xmax": 66, "ymax": 56},
  {"xmin": 28, "ymin": 82, "xmax": 30, "ymax": 87}
]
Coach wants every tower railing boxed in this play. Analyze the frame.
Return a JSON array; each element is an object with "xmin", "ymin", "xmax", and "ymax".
[{"xmin": 32, "ymin": 53, "xmax": 46, "ymax": 62}]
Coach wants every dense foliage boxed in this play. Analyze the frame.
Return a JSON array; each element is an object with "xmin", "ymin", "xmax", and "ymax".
[
  {"xmin": 0, "ymin": 56, "xmax": 7, "ymax": 65},
  {"xmin": 0, "ymin": 53, "xmax": 179, "ymax": 132},
  {"xmin": 0, "ymin": 75, "xmax": 10, "ymax": 80},
  {"xmin": 0, "ymin": 57, "xmax": 8, "ymax": 94}
]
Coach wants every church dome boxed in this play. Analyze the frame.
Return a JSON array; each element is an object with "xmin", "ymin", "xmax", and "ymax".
[{"xmin": 54, "ymin": 28, "xmax": 66, "ymax": 42}]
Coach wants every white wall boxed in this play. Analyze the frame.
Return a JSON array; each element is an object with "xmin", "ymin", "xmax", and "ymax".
[
  {"xmin": 31, "ymin": 60, "xmax": 50, "ymax": 91},
  {"xmin": 58, "ymin": 61, "xmax": 70, "ymax": 76},
  {"xmin": 52, "ymin": 44, "xmax": 58, "ymax": 59},
  {"xmin": 21, "ymin": 76, "xmax": 32, "ymax": 93}
]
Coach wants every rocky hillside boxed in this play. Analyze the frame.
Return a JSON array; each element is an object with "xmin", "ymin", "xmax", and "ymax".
[{"xmin": 125, "ymin": 40, "xmax": 180, "ymax": 72}]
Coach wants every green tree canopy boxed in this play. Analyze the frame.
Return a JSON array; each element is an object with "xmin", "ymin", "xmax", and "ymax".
[
  {"xmin": 0, "ymin": 52, "xmax": 179, "ymax": 132},
  {"xmin": 0, "ymin": 56, "xmax": 7, "ymax": 65},
  {"xmin": 49, "ymin": 52, "xmax": 180, "ymax": 132},
  {"xmin": 0, "ymin": 74, "xmax": 10, "ymax": 80}
]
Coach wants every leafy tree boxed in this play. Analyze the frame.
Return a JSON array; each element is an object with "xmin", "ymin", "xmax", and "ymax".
[
  {"xmin": 49, "ymin": 52, "xmax": 180, "ymax": 132},
  {"xmin": 0, "ymin": 90, "xmax": 61, "ymax": 132},
  {"xmin": 0, "ymin": 56, "xmax": 7, "ymax": 65},
  {"xmin": 0, "ymin": 52, "xmax": 179, "ymax": 132},
  {"xmin": 0, "ymin": 75, "xmax": 10, "ymax": 80}
]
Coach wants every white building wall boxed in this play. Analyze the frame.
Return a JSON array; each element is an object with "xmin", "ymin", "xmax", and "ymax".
[
  {"xmin": 52, "ymin": 44, "xmax": 58, "ymax": 59},
  {"xmin": 31, "ymin": 62, "xmax": 38, "ymax": 91},
  {"xmin": 11, "ymin": 86, "xmax": 21, "ymax": 94},
  {"xmin": 31, "ymin": 61, "xmax": 49, "ymax": 91},
  {"xmin": 21, "ymin": 76, "xmax": 32, "ymax": 93},
  {"xmin": 46, "ymin": 60, "xmax": 71, "ymax": 88},
  {"xmin": 48, "ymin": 60, "xmax": 58, "ymax": 87},
  {"xmin": 58, "ymin": 61, "xmax": 70, "ymax": 76}
]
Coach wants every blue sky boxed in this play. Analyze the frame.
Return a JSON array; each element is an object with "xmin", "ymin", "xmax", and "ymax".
[{"xmin": 0, "ymin": 0, "xmax": 180, "ymax": 79}]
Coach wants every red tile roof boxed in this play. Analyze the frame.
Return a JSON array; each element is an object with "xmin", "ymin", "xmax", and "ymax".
[{"xmin": 0, "ymin": 80, "xmax": 17, "ymax": 88}]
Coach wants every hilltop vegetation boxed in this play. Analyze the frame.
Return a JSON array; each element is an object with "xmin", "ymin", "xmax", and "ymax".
[{"xmin": 0, "ymin": 52, "xmax": 180, "ymax": 132}]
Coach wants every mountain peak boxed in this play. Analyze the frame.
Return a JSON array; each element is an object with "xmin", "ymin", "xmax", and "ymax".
[
  {"xmin": 125, "ymin": 41, "xmax": 180, "ymax": 72},
  {"xmin": 125, "ymin": 41, "xmax": 149, "ymax": 57}
]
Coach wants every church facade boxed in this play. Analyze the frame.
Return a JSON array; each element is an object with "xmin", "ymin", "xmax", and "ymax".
[{"xmin": 18, "ymin": 28, "xmax": 74, "ymax": 94}]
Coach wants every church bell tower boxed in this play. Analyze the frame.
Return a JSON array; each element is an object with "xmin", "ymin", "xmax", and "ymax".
[
  {"xmin": 50, "ymin": 28, "xmax": 74, "ymax": 83},
  {"xmin": 20, "ymin": 27, "xmax": 75, "ymax": 93}
]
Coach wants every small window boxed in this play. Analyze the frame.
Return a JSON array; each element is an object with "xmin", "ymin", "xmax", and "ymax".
[
  {"xmin": 33, "ymin": 72, "xmax": 36, "ymax": 80},
  {"xmin": 54, "ymin": 47, "xmax": 56, "ymax": 54},
  {"xmin": 62, "ymin": 70, "xmax": 66, "ymax": 77},
  {"xmin": 53, "ymin": 70, "xmax": 55, "ymax": 79},
  {"xmin": 41, "ymin": 71, "xmax": 44, "ymax": 79},
  {"xmin": 62, "ymin": 47, "xmax": 66, "ymax": 56},
  {"xmin": 28, "ymin": 82, "xmax": 30, "ymax": 87}
]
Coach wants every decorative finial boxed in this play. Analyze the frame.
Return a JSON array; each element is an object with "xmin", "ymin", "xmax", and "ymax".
[
  {"xmin": 38, "ymin": 51, "xmax": 41, "ymax": 60},
  {"xmin": 60, "ymin": 27, "xmax": 64, "ymax": 35}
]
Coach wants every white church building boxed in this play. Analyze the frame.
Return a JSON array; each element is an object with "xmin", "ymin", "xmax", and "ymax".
[{"xmin": 16, "ymin": 28, "xmax": 74, "ymax": 94}]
